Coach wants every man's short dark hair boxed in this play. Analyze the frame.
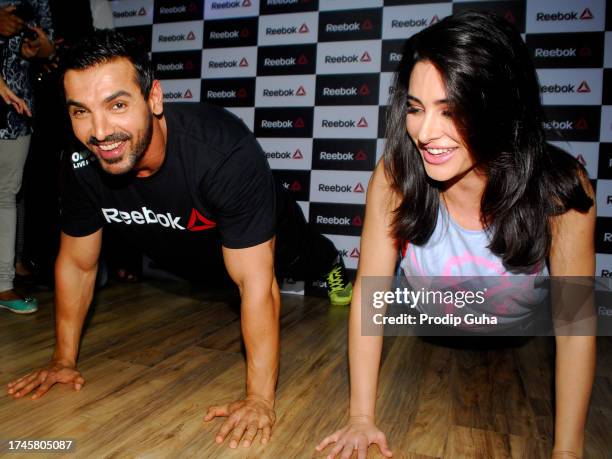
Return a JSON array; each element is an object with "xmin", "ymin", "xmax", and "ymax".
[{"xmin": 62, "ymin": 29, "xmax": 153, "ymax": 98}]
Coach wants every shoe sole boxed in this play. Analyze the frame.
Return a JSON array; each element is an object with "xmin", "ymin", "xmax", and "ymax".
[
  {"xmin": 330, "ymin": 300, "xmax": 351, "ymax": 306},
  {"xmin": 0, "ymin": 303, "xmax": 38, "ymax": 314}
]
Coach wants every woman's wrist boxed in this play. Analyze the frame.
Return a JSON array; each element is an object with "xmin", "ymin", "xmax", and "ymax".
[
  {"xmin": 551, "ymin": 451, "xmax": 580, "ymax": 459},
  {"xmin": 348, "ymin": 414, "xmax": 375, "ymax": 423}
]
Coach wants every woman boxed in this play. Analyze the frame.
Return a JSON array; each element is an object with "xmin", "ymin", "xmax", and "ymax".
[
  {"xmin": 316, "ymin": 11, "xmax": 595, "ymax": 459},
  {"xmin": 0, "ymin": 0, "xmax": 53, "ymax": 313}
]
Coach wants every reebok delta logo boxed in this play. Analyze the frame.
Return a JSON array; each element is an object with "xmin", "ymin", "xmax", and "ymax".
[
  {"xmin": 319, "ymin": 150, "xmax": 367, "ymax": 161},
  {"xmin": 325, "ymin": 19, "xmax": 372, "ymax": 33},
  {"xmin": 261, "ymin": 118, "xmax": 304, "ymax": 129},
  {"xmin": 265, "ymin": 23, "xmax": 309, "ymax": 35},
  {"xmin": 113, "ymin": 7, "xmax": 147, "ymax": 18},
  {"xmin": 210, "ymin": 0, "xmax": 251, "ymax": 9},
  {"xmin": 321, "ymin": 117, "xmax": 368, "ymax": 128},
  {"xmin": 541, "ymin": 81, "xmax": 591, "ymax": 94},
  {"xmin": 159, "ymin": 5, "xmax": 187, "ymax": 14},
  {"xmin": 324, "ymin": 51, "xmax": 371, "ymax": 64},
  {"xmin": 536, "ymin": 8, "xmax": 593, "ymax": 22},
  {"xmin": 157, "ymin": 61, "xmax": 194, "ymax": 72},
  {"xmin": 159, "ymin": 31, "xmax": 196, "ymax": 42},
  {"xmin": 318, "ymin": 9, "xmax": 381, "ymax": 42},
  {"xmin": 543, "ymin": 119, "xmax": 589, "ymax": 130},
  {"xmin": 101, "ymin": 207, "xmax": 216, "ymax": 231},
  {"xmin": 208, "ymin": 57, "xmax": 249, "ymax": 69},
  {"xmin": 315, "ymin": 215, "xmax": 362, "ymax": 226},
  {"xmin": 317, "ymin": 182, "xmax": 365, "ymax": 193},
  {"xmin": 391, "ymin": 15, "xmax": 439, "ymax": 29},
  {"xmin": 186, "ymin": 209, "xmax": 216, "ymax": 231},
  {"xmin": 164, "ymin": 89, "xmax": 193, "ymax": 100},
  {"xmin": 262, "ymin": 86, "xmax": 306, "ymax": 97},
  {"xmin": 265, "ymin": 149, "xmax": 304, "ymax": 160}
]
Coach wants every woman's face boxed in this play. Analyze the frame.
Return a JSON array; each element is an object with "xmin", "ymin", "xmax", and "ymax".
[{"xmin": 405, "ymin": 60, "xmax": 475, "ymax": 183}]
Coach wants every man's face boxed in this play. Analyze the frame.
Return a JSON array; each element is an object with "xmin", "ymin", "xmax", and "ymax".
[{"xmin": 64, "ymin": 57, "xmax": 155, "ymax": 175}]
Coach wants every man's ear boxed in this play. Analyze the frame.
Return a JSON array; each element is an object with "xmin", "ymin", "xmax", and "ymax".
[{"xmin": 148, "ymin": 80, "xmax": 163, "ymax": 116}]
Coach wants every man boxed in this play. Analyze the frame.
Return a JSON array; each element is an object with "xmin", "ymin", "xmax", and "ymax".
[{"xmin": 6, "ymin": 30, "xmax": 351, "ymax": 448}]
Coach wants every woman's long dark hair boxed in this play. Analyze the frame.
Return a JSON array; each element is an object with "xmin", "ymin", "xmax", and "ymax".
[{"xmin": 384, "ymin": 11, "xmax": 593, "ymax": 271}]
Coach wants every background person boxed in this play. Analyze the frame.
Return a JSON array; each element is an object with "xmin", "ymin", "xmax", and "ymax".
[{"xmin": 0, "ymin": 0, "xmax": 53, "ymax": 313}]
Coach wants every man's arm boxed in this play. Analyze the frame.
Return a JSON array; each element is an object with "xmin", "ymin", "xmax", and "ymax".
[
  {"xmin": 204, "ymin": 237, "xmax": 280, "ymax": 448},
  {"xmin": 6, "ymin": 229, "xmax": 102, "ymax": 399},
  {"xmin": 53, "ymin": 230, "xmax": 103, "ymax": 366}
]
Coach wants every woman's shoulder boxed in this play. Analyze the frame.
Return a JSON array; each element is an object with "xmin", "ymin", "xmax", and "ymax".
[{"xmin": 368, "ymin": 158, "xmax": 402, "ymax": 210}]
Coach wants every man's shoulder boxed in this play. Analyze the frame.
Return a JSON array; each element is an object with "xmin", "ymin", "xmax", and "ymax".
[{"xmin": 165, "ymin": 102, "xmax": 251, "ymax": 150}]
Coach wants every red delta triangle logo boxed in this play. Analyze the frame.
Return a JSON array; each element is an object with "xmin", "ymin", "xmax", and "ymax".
[
  {"xmin": 186, "ymin": 31, "xmax": 196, "ymax": 41},
  {"xmin": 357, "ymin": 117, "xmax": 368, "ymax": 128},
  {"xmin": 350, "ymin": 248, "xmax": 360, "ymax": 258},
  {"xmin": 576, "ymin": 154, "xmax": 587, "ymax": 166},
  {"xmin": 352, "ymin": 215, "xmax": 363, "ymax": 226},
  {"xmin": 292, "ymin": 149, "xmax": 303, "ymax": 159},
  {"xmin": 430, "ymin": 15, "xmax": 440, "ymax": 25},
  {"xmin": 183, "ymin": 89, "xmax": 193, "ymax": 98},
  {"xmin": 237, "ymin": 88, "xmax": 247, "ymax": 98},
  {"xmin": 184, "ymin": 60, "xmax": 194, "ymax": 70},
  {"xmin": 354, "ymin": 182, "xmax": 365, "ymax": 193},
  {"xmin": 360, "ymin": 51, "xmax": 371, "ymax": 62},
  {"xmin": 299, "ymin": 23, "xmax": 309, "ymax": 33},
  {"xmin": 242, "ymin": 0, "xmax": 252, "ymax": 7},
  {"xmin": 577, "ymin": 81, "xmax": 591, "ymax": 93},
  {"xmin": 294, "ymin": 118, "xmax": 305, "ymax": 128},
  {"xmin": 504, "ymin": 11, "xmax": 516, "ymax": 23},
  {"xmin": 138, "ymin": 7, "xmax": 147, "ymax": 16},
  {"xmin": 290, "ymin": 181, "xmax": 302, "ymax": 191},
  {"xmin": 359, "ymin": 84, "xmax": 370, "ymax": 96},
  {"xmin": 239, "ymin": 57, "xmax": 249, "ymax": 67},
  {"xmin": 297, "ymin": 54, "xmax": 309, "ymax": 65},
  {"xmin": 579, "ymin": 47, "xmax": 592, "ymax": 57},
  {"xmin": 188, "ymin": 2, "xmax": 198, "ymax": 13},
  {"xmin": 361, "ymin": 19, "xmax": 372, "ymax": 30},
  {"xmin": 241, "ymin": 28, "xmax": 250, "ymax": 38},
  {"xmin": 580, "ymin": 8, "xmax": 593, "ymax": 20},
  {"xmin": 187, "ymin": 209, "xmax": 216, "ymax": 231},
  {"xmin": 576, "ymin": 119, "xmax": 588, "ymax": 130},
  {"xmin": 355, "ymin": 150, "xmax": 367, "ymax": 160},
  {"xmin": 296, "ymin": 86, "xmax": 306, "ymax": 96}
]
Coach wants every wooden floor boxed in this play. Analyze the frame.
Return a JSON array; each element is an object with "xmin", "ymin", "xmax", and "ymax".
[{"xmin": 1, "ymin": 281, "xmax": 610, "ymax": 459}]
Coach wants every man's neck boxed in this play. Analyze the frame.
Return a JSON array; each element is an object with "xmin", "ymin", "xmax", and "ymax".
[{"xmin": 135, "ymin": 115, "xmax": 167, "ymax": 178}]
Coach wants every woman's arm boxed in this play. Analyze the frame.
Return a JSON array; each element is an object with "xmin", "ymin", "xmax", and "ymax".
[
  {"xmin": 316, "ymin": 160, "xmax": 400, "ymax": 459},
  {"xmin": 549, "ymin": 175, "xmax": 596, "ymax": 458}
]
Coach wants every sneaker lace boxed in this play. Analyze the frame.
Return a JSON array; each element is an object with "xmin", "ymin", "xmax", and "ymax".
[{"xmin": 327, "ymin": 265, "xmax": 346, "ymax": 292}]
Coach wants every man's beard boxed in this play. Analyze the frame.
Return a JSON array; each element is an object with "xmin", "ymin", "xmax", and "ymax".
[{"xmin": 88, "ymin": 110, "xmax": 154, "ymax": 175}]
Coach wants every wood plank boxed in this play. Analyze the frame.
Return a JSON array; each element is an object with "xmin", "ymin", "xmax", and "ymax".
[{"xmin": 0, "ymin": 282, "xmax": 609, "ymax": 458}]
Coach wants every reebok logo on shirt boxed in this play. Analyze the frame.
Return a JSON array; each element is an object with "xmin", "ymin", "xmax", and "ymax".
[{"xmin": 101, "ymin": 206, "xmax": 217, "ymax": 231}]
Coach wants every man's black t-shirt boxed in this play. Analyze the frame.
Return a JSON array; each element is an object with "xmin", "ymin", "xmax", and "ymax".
[{"xmin": 60, "ymin": 103, "xmax": 276, "ymax": 270}]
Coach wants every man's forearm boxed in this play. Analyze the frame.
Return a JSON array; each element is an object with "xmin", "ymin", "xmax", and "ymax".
[
  {"xmin": 241, "ymin": 284, "xmax": 280, "ymax": 402},
  {"xmin": 53, "ymin": 256, "xmax": 98, "ymax": 365},
  {"xmin": 554, "ymin": 335, "xmax": 596, "ymax": 453}
]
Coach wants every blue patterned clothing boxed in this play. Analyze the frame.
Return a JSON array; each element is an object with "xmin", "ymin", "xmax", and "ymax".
[{"xmin": 0, "ymin": 0, "xmax": 53, "ymax": 139}]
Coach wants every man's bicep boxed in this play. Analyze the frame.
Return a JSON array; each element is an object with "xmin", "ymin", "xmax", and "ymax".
[
  {"xmin": 222, "ymin": 238, "xmax": 275, "ymax": 290},
  {"xmin": 58, "ymin": 229, "xmax": 103, "ymax": 272}
]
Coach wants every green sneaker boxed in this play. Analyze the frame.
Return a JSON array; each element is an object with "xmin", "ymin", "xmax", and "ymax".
[
  {"xmin": 326, "ymin": 261, "xmax": 353, "ymax": 306},
  {"xmin": 0, "ymin": 297, "xmax": 38, "ymax": 314}
]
